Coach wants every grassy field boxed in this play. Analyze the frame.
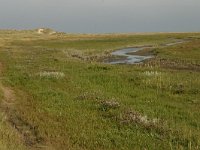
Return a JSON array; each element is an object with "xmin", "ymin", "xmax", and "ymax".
[{"xmin": 0, "ymin": 29, "xmax": 199, "ymax": 149}]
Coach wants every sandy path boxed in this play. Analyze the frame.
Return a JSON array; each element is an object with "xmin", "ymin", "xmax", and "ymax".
[{"xmin": 0, "ymin": 62, "xmax": 49, "ymax": 149}]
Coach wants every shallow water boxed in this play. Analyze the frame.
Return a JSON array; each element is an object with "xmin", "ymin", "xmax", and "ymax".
[
  {"xmin": 108, "ymin": 40, "xmax": 186, "ymax": 64},
  {"xmin": 109, "ymin": 47, "xmax": 152, "ymax": 64}
]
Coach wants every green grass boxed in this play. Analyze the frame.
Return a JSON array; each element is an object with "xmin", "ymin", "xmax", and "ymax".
[{"xmin": 0, "ymin": 30, "xmax": 199, "ymax": 149}]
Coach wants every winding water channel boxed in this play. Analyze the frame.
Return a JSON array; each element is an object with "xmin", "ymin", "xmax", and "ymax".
[{"xmin": 108, "ymin": 40, "xmax": 186, "ymax": 64}]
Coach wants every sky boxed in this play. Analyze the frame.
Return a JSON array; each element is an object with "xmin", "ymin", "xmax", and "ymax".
[{"xmin": 0, "ymin": 0, "xmax": 200, "ymax": 33}]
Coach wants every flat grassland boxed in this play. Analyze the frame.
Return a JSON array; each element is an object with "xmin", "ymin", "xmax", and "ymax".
[{"xmin": 0, "ymin": 30, "xmax": 199, "ymax": 149}]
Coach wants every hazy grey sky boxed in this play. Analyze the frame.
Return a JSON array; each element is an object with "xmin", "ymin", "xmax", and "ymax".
[{"xmin": 0, "ymin": 0, "xmax": 200, "ymax": 33}]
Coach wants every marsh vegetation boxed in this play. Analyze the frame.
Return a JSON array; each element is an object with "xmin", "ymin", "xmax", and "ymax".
[{"xmin": 0, "ymin": 30, "xmax": 199, "ymax": 149}]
